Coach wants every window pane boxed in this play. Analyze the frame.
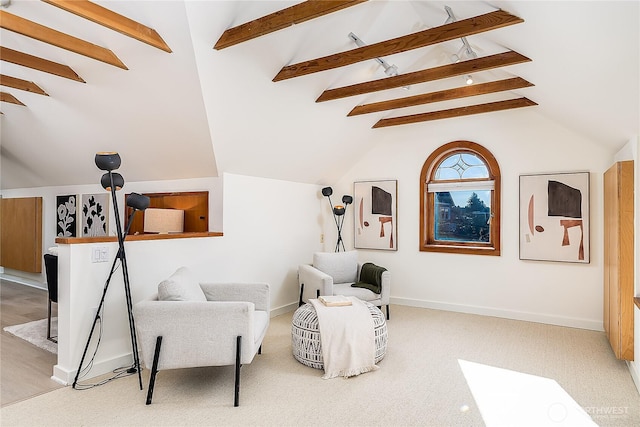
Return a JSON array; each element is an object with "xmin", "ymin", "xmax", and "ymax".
[
  {"xmin": 434, "ymin": 190, "xmax": 491, "ymax": 243},
  {"xmin": 434, "ymin": 153, "xmax": 489, "ymax": 180}
]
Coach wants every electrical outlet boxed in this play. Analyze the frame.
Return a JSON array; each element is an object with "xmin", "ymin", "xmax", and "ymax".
[{"xmin": 91, "ymin": 246, "xmax": 109, "ymax": 263}]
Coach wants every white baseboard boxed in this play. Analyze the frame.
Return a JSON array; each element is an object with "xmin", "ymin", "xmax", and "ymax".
[
  {"xmin": 0, "ymin": 273, "xmax": 46, "ymax": 290},
  {"xmin": 390, "ymin": 297, "xmax": 603, "ymax": 331},
  {"xmin": 271, "ymin": 302, "xmax": 298, "ymax": 317},
  {"xmin": 53, "ymin": 353, "xmax": 135, "ymax": 386}
]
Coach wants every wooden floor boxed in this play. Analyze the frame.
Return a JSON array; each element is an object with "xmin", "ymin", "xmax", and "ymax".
[{"xmin": 1, "ymin": 280, "xmax": 63, "ymax": 407}]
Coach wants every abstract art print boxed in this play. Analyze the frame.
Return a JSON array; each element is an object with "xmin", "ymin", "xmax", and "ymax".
[
  {"xmin": 354, "ymin": 180, "xmax": 397, "ymax": 250},
  {"xmin": 81, "ymin": 193, "xmax": 109, "ymax": 237},
  {"xmin": 56, "ymin": 195, "xmax": 77, "ymax": 237},
  {"xmin": 519, "ymin": 172, "xmax": 589, "ymax": 263}
]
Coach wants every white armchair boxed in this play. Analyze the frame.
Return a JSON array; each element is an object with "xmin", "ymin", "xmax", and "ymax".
[
  {"xmin": 134, "ymin": 267, "xmax": 270, "ymax": 407},
  {"xmin": 298, "ymin": 251, "xmax": 390, "ymax": 319}
]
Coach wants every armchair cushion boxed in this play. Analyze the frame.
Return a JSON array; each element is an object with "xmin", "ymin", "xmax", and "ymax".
[
  {"xmin": 157, "ymin": 267, "xmax": 206, "ymax": 302},
  {"xmin": 313, "ymin": 251, "xmax": 358, "ymax": 284}
]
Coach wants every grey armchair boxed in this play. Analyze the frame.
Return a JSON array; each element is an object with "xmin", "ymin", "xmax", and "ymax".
[
  {"xmin": 298, "ymin": 251, "xmax": 390, "ymax": 319},
  {"xmin": 134, "ymin": 267, "xmax": 270, "ymax": 407}
]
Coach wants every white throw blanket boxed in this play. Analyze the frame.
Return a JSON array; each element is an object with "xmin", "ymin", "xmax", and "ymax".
[{"xmin": 309, "ymin": 296, "xmax": 378, "ymax": 379}]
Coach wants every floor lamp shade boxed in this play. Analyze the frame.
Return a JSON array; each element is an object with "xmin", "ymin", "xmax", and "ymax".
[
  {"xmin": 126, "ymin": 192, "xmax": 150, "ymax": 211},
  {"xmin": 95, "ymin": 152, "xmax": 121, "ymax": 171},
  {"xmin": 101, "ymin": 172, "xmax": 124, "ymax": 191}
]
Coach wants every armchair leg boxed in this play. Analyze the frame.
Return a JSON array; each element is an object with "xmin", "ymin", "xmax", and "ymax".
[
  {"xmin": 299, "ymin": 283, "xmax": 305, "ymax": 307},
  {"xmin": 146, "ymin": 336, "xmax": 163, "ymax": 405},
  {"xmin": 234, "ymin": 336, "xmax": 242, "ymax": 407},
  {"xmin": 386, "ymin": 304, "xmax": 390, "ymax": 320}
]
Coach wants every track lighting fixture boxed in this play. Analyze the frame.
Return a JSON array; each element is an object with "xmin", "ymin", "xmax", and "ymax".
[{"xmin": 348, "ymin": 32, "xmax": 411, "ymax": 90}]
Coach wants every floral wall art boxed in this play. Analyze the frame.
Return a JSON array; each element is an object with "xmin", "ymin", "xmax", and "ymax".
[
  {"xmin": 81, "ymin": 193, "xmax": 109, "ymax": 237},
  {"xmin": 519, "ymin": 172, "xmax": 590, "ymax": 263},
  {"xmin": 56, "ymin": 195, "xmax": 77, "ymax": 237}
]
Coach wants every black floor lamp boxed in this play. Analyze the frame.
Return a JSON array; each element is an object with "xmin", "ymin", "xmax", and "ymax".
[
  {"xmin": 73, "ymin": 152, "xmax": 150, "ymax": 390},
  {"xmin": 322, "ymin": 187, "xmax": 352, "ymax": 252}
]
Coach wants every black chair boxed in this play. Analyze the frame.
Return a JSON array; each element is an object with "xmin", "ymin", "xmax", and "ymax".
[{"xmin": 43, "ymin": 254, "xmax": 58, "ymax": 343}]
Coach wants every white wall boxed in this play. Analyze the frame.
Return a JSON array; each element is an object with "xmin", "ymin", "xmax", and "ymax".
[
  {"xmin": 0, "ymin": 176, "xmax": 225, "ymax": 289},
  {"xmin": 330, "ymin": 110, "xmax": 613, "ymax": 330},
  {"xmin": 5, "ymin": 173, "xmax": 324, "ymax": 383}
]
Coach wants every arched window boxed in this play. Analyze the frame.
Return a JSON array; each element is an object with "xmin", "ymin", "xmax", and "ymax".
[{"xmin": 420, "ymin": 141, "xmax": 501, "ymax": 256}]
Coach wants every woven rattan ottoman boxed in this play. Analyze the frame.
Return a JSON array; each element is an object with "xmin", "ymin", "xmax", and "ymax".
[{"xmin": 291, "ymin": 300, "xmax": 388, "ymax": 369}]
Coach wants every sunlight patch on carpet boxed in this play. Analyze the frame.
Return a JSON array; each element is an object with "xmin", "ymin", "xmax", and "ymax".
[{"xmin": 458, "ymin": 359, "xmax": 596, "ymax": 426}]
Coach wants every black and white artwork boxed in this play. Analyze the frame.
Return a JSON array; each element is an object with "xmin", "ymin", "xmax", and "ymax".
[
  {"xmin": 56, "ymin": 195, "xmax": 77, "ymax": 237},
  {"xmin": 82, "ymin": 193, "xmax": 109, "ymax": 237}
]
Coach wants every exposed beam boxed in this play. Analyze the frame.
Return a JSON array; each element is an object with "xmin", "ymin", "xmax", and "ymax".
[
  {"xmin": 0, "ymin": 74, "xmax": 49, "ymax": 96},
  {"xmin": 0, "ymin": 46, "xmax": 85, "ymax": 82},
  {"xmin": 1, "ymin": 91, "xmax": 26, "ymax": 106},
  {"xmin": 349, "ymin": 77, "xmax": 533, "ymax": 116},
  {"xmin": 214, "ymin": 0, "xmax": 368, "ymax": 50},
  {"xmin": 42, "ymin": 0, "xmax": 172, "ymax": 53},
  {"xmin": 273, "ymin": 9, "xmax": 523, "ymax": 81},
  {"xmin": 0, "ymin": 10, "xmax": 128, "ymax": 69},
  {"xmin": 372, "ymin": 97, "xmax": 537, "ymax": 128},
  {"xmin": 317, "ymin": 51, "xmax": 531, "ymax": 102}
]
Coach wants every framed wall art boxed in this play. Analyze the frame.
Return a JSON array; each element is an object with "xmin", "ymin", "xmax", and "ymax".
[
  {"xmin": 56, "ymin": 194, "xmax": 78, "ymax": 237},
  {"xmin": 354, "ymin": 180, "xmax": 397, "ymax": 250},
  {"xmin": 81, "ymin": 193, "xmax": 109, "ymax": 237},
  {"xmin": 519, "ymin": 172, "xmax": 589, "ymax": 263}
]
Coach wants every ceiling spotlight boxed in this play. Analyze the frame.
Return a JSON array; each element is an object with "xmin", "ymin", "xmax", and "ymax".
[{"xmin": 466, "ymin": 75, "xmax": 474, "ymax": 85}]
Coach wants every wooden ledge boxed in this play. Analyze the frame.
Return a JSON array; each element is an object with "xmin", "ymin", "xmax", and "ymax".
[{"xmin": 56, "ymin": 231, "xmax": 222, "ymax": 245}]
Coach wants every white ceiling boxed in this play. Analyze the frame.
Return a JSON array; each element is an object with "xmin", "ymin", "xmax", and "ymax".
[{"xmin": 1, "ymin": 0, "xmax": 638, "ymax": 190}]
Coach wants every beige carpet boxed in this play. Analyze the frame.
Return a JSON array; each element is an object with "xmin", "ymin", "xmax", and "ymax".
[{"xmin": 1, "ymin": 305, "xmax": 638, "ymax": 426}]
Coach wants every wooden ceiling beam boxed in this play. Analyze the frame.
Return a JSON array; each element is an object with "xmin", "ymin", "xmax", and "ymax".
[
  {"xmin": 0, "ymin": 10, "xmax": 128, "ymax": 69},
  {"xmin": 0, "ymin": 46, "xmax": 85, "ymax": 82},
  {"xmin": 0, "ymin": 74, "xmax": 49, "ymax": 96},
  {"xmin": 349, "ymin": 77, "xmax": 533, "ymax": 116},
  {"xmin": 372, "ymin": 97, "xmax": 537, "ymax": 128},
  {"xmin": 317, "ymin": 51, "xmax": 531, "ymax": 102},
  {"xmin": 273, "ymin": 9, "xmax": 523, "ymax": 81},
  {"xmin": 214, "ymin": 0, "xmax": 368, "ymax": 50},
  {"xmin": 42, "ymin": 0, "xmax": 172, "ymax": 53},
  {"xmin": 1, "ymin": 91, "xmax": 26, "ymax": 106}
]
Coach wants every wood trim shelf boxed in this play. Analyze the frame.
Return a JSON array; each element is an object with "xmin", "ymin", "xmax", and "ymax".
[{"xmin": 56, "ymin": 231, "xmax": 222, "ymax": 244}]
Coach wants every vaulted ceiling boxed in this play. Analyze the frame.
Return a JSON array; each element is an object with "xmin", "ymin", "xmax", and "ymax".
[{"xmin": 1, "ymin": 1, "xmax": 638, "ymax": 190}]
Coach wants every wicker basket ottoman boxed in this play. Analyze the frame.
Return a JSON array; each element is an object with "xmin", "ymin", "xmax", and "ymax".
[{"xmin": 291, "ymin": 300, "xmax": 388, "ymax": 369}]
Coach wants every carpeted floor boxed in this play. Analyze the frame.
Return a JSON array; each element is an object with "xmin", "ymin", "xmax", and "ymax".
[{"xmin": 1, "ymin": 305, "xmax": 639, "ymax": 426}]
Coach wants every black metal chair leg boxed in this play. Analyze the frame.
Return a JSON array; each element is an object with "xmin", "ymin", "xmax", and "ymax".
[
  {"xmin": 299, "ymin": 283, "xmax": 305, "ymax": 307},
  {"xmin": 146, "ymin": 336, "xmax": 163, "ymax": 405},
  {"xmin": 234, "ymin": 336, "xmax": 241, "ymax": 407},
  {"xmin": 47, "ymin": 299, "xmax": 57, "ymax": 343},
  {"xmin": 316, "ymin": 289, "xmax": 320, "ymax": 298},
  {"xmin": 386, "ymin": 304, "xmax": 390, "ymax": 320}
]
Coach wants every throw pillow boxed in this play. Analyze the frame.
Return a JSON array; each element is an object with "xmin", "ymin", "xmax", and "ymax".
[{"xmin": 157, "ymin": 267, "xmax": 206, "ymax": 302}]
